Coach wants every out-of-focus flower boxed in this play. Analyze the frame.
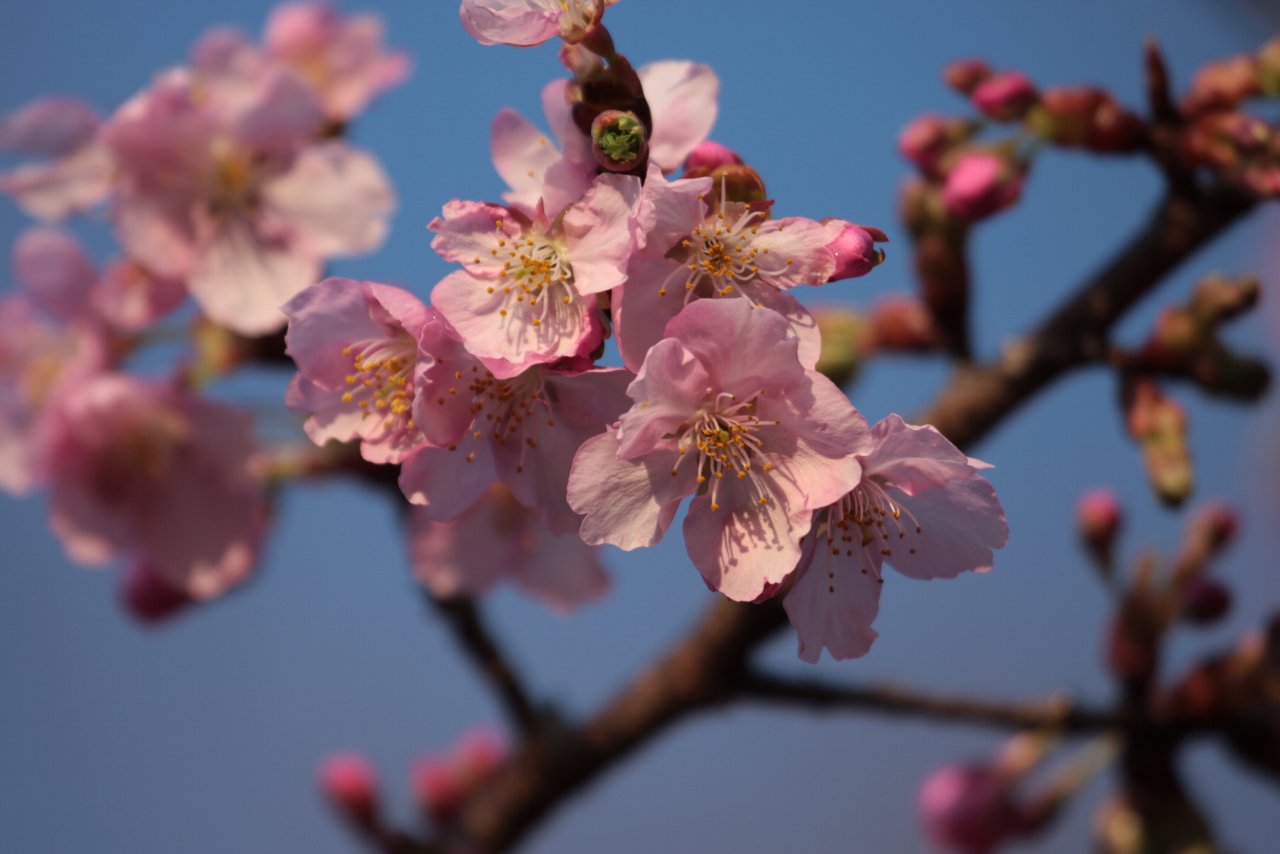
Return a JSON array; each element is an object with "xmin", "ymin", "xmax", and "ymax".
[
  {"xmin": 103, "ymin": 66, "xmax": 393, "ymax": 334},
  {"xmin": 783, "ymin": 414, "xmax": 1007, "ymax": 662},
  {"xmin": 919, "ymin": 764, "xmax": 1025, "ymax": 854},
  {"xmin": 569, "ymin": 298, "xmax": 869, "ymax": 602},
  {"xmin": 898, "ymin": 114, "xmax": 977, "ymax": 176},
  {"xmin": 284, "ymin": 277, "xmax": 430, "ymax": 465},
  {"xmin": 264, "ymin": 3, "xmax": 410, "ymax": 122},
  {"xmin": 119, "ymin": 562, "xmax": 195, "ymax": 625},
  {"xmin": 407, "ymin": 483, "xmax": 609, "ymax": 611},
  {"xmin": 318, "ymin": 753, "xmax": 379, "ymax": 827},
  {"xmin": 0, "ymin": 97, "xmax": 114, "ymax": 221},
  {"xmin": 411, "ymin": 727, "xmax": 508, "ymax": 822},
  {"xmin": 1076, "ymin": 488, "xmax": 1123, "ymax": 569},
  {"xmin": 972, "ymin": 72, "xmax": 1038, "ymax": 122},
  {"xmin": 43, "ymin": 374, "xmax": 266, "ymax": 599},
  {"xmin": 941, "ymin": 151, "xmax": 1023, "ymax": 221}
]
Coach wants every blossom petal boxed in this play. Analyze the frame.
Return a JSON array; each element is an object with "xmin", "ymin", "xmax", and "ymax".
[
  {"xmin": 0, "ymin": 98, "xmax": 100, "ymax": 157},
  {"xmin": 683, "ymin": 488, "xmax": 810, "ymax": 602},
  {"xmin": 399, "ymin": 442, "xmax": 498, "ymax": 519},
  {"xmin": 639, "ymin": 61, "xmax": 719, "ymax": 172},
  {"xmin": 13, "ymin": 228, "xmax": 98, "ymax": 322},
  {"xmin": 459, "ymin": 0, "xmax": 561, "ymax": 47},
  {"xmin": 783, "ymin": 534, "xmax": 882, "ymax": 662},
  {"xmin": 568, "ymin": 431, "xmax": 694, "ymax": 550}
]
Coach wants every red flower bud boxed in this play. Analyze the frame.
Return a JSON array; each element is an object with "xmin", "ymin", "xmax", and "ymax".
[
  {"xmin": 972, "ymin": 72, "xmax": 1039, "ymax": 122},
  {"xmin": 941, "ymin": 151, "xmax": 1023, "ymax": 222},
  {"xmin": 944, "ymin": 59, "xmax": 992, "ymax": 95},
  {"xmin": 318, "ymin": 753, "xmax": 378, "ymax": 828}
]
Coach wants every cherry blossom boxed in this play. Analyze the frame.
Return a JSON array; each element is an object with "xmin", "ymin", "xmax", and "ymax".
[
  {"xmin": 568, "ymin": 298, "xmax": 869, "ymax": 602},
  {"xmin": 0, "ymin": 97, "xmax": 114, "ymax": 221},
  {"xmin": 399, "ymin": 313, "xmax": 630, "ymax": 535},
  {"xmin": 284, "ymin": 277, "xmax": 430, "ymax": 465},
  {"xmin": 43, "ymin": 374, "xmax": 266, "ymax": 599},
  {"xmin": 428, "ymin": 172, "xmax": 643, "ymax": 378},
  {"xmin": 459, "ymin": 0, "xmax": 617, "ymax": 48},
  {"xmin": 103, "ymin": 65, "xmax": 393, "ymax": 334},
  {"xmin": 783, "ymin": 414, "xmax": 1008, "ymax": 662},
  {"xmin": 407, "ymin": 483, "xmax": 608, "ymax": 612}
]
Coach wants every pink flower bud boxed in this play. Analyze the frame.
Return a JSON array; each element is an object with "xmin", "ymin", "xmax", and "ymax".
[
  {"xmin": 820, "ymin": 219, "xmax": 886, "ymax": 282},
  {"xmin": 898, "ymin": 114, "xmax": 974, "ymax": 175},
  {"xmin": 318, "ymin": 753, "xmax": 378, "ymax": 826},
  {"xmin": 918, "ymin": 764, "xmax": 1025, "ymax": 853},
  {"xmin": 869, "ymin": 296, "xmax": 940, "ymax": 352},
  {"xmin": 119, "ymin": 563, "xmax": 193, "ymax": 625},
  {"xmin": 454, "ymin": 726, "xmax": 507, "ymax": 783},
  {"xmin": 1181, "ymin": 578, "xmax": 1232, "ymax": 625},
  {"xmin": 683, "ymin": 140, "xmax": 742, "ymax": 175},
  {"xmin": 972, "ymin": 72, "xmax": 1038, "ymax": 122},
  {"xmin": 1076, "ymin": 489, "xmax": 1123, "ymax": 563},
  {"xmin": 1183, "ymin": 55, "xmax": 1261, "ymax": 116},
  {"xmin": 945, "ymin": 59, "xmax": 992, "ymax": 95},
  {"xmin": 411, "ymin": 756, "xmax": 464, "ymax": 821},
  {"xmin": 941, "ymin": 152, "xmax": 1023, "ymax": 222}
]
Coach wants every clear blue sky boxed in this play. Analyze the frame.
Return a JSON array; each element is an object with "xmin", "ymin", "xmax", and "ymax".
[{"xmin": 3, "ymin": 2, "xmax": 1280, "ymax": 851}]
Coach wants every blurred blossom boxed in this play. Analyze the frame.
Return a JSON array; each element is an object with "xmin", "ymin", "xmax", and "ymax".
[
  {"xmin": 318, "ymin": 753, "xmax": 379, "ymax": 827},
  {"xmin": 918, "ymin": 764, "xmax": 1025, "ymax": 853},
  {"xmin": 412, "ymin": 726, "xmax": 508, "ymax": 822},
  {"xmin": 941, "ymin": 151, "xmax": 1023, "ymax": 221},
  {"xmin": 0, "ymin": 97, "xmax": 114, "ymax": 221}
]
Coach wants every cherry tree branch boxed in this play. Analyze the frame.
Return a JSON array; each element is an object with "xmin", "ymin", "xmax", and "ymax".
[{"xmin": 411, "ymin": 181, "xmax": 1257, "ymax": 852}]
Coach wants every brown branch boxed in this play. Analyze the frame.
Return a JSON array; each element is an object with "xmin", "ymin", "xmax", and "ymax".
[
  {"xmin": 429, "ymin": 595, "xmax": 544, "ymax": 738},
  {"xmin": 394, "ymin": 181, "xmax": 1258, "ymax": 854},
  {"xmin": 740, "ymin": 671, "xmax": 1122, "ymax": 732}
]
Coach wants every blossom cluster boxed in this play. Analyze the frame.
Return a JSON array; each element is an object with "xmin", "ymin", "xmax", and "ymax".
[
  {"xmin": 279, "ymin": 1, "xmax": 1008, "ymax": 660},
  {"xmin": 0, "ymin": 3, "xmax": 406, "ymax": 613}
]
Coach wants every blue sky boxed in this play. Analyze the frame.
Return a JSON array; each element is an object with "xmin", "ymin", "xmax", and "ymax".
[{"xmin": 3, "ymin": 2, "xmax": 1280, "ymax": 851}]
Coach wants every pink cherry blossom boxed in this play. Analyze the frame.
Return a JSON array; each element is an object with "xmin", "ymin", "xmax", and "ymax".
[
  {"xmin": 43, "ymin": 374, "xmax": 266, "ymax": 599},
  {"xmin": 568, "ymin": 298, "xmax": 870, "ymax": 602},
  {"xmin": 103, "ymin": 67, "xmax": 394, "ymax": 334},
  {"xmin": 408, "ymin": 483, "xmax": 608, "ymax": 612},
  {"xmin": 0, "ymin": 98, "xmax": 113, "ymax": 221},
  {"xmin": 941, "ymin": 151, "xmax": 1023, "ymax": 222},
  {"xmin": 918, "ymin": 764, "xmax": 1026, "ymax": 854},
  {"xmin": 399, "ymin": 314, "xmax": 630, "ymax": 535},
  {"xmin": 459, "ymin": 0, "xmax": 615, "ymax": 48},
  {"xmin": 428, "ymin": 172, "xmax": 642, "ymax": 378},
  {"xmin": 821, "ymin": 219, "xmax": 887, "ymax": 283},
  {"xmin": 614, "ymin": 182, "xmax": 837, "ymax": 372},
  {"xmin": 264, "ymin": 3, "xmax": 411, "ymax": 122},
  {"xmin": 284, "ymin": 277, "xmax": 430, "ymax": 465},
  {"xmin": 637, "ymin": 61, "xmax": 720, "ymax": 172},
  {"xmin": 783, "ymin": 414, "xmax": 1008, "ymax": 662},
  {"xmin": 0, "ymin": 296, "xmax": 108, "ymax": 495},
  {"xmin": 13, "ymin": 227, "xmax": 184, "ymax": 330}
]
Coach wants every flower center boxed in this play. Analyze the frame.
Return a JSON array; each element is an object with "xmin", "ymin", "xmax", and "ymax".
[
  {"xmin": 341, "ymin": 333, "xmax": 416, "ymax": 430},
  {"xmin": 819, "ymin": 478, "xmax": 924, "ymax": 570},
  {"xmin": 669, "ymin": 391, "xmax": 778, "ymax": 511},
  {"xmin": 486, "ymin": 221, "xmax": 577, "ymax": 331},
  {"xmin": 441, "ymin": 365, "xmax": 549, "ymax": 473}
]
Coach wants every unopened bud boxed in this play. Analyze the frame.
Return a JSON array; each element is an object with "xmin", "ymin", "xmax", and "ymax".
[
  {"xmin": 944, "ymin": 59, "xmax": 991, "ymax": 95},
  {"xmin": 972, "ymin": 72, "xmax": 1039, "ymax": 122},
  {"xmin": 590, "ymin": 109, "xmax": 646, "ymax": 172},
  {"xmin": 918, "ymin": 764, "xmax": 1026, "ymax": 853},
  {"xmin": 1076, "ymin": 488, "xmax": 1123, "ymax": 570},
  {"xmin": 1188, "ymin": 274, "xmax": 1260, "ymax": 324},
  {"xmin": 119, "ymin": 563, "xmax": 193, "ymax": 625},
  {"xmin": 1093, "ymin": 796, "xmax": 1144, "ymax": 854},
  {"xmin": 706, "ymin": 163, "xmax": 768, "ymax": 206},
  {"xmin": 1124, "ymin": 380, "xmax": 1192, "ymax": 507},
  {"xmin": 941, "ymin": 151, "xmax": 1023, "ymax": 222},
  {"xmin": 820, "ymin": 219, "xmax": 886, "ymax": 282},
  {"xmin": 1181, "ymin": 578, "xmax": 1233, "ymax": 626},
  {"xmin": 318, "ymin": 753, "xmax": 378, "ymax": 828},
  {"xmin": 454, "ymin": 726, "xmax": 507, "ymax": 784},
  {"xmin": 1183, "ymin": 55, "xmax": 1261, "ymax": 116},
  {"xmin": 1261, "ymin": 36, "xmax": 1280, "ymax": 96},
  {"xmin": 1108, "ymin": 590, "xmax": 1161, "ymax": 682},
  {"xmin": 869, "ymin": 296, "xmax": 941, "ymax": 352},
  {"xmin": 813, "ymin": 307, "xmax": 868, "ymax": 387},
  {"xmin": 683, "ymin": 140, "xmax": 741, "ymax": 176},
  {"xmin": 1029, "ymin": 87, "xmax": 1146, "ymax": 153},
  {"xmin": 411, "ymin": 757, "xmax": 463, "ymax": 822},
  {"xmin": 898, "ymin": 114, "xmax": 977, "ymax": 175}
]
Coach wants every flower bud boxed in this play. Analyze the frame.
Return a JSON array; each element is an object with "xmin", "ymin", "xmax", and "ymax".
[
  {"xmin": 318, "ymin": 753, "xmax": 378, "ymax": 828},
  {"xmin": 1076, "ymin": 489, "xmax": 1123, "ymax": 570},
  {"xmin": 119, "ymin": 563, "xmax": 193, "ymax": 625},
  {"xmin": 590, "ymin": 109, "xmax": 646, "ymax": 173},
  {"xmin": 1181, "ymin": 578, "xmax": 1233, "ymax": 626},
  {"xmin": 454, "ymin": 726, "xmax": 507, "ymax": 784},
  {"xmin": 1260, "ymin": 36, "xmax": 1280, "ymax": 96},
  {"xmin": 869, "ymin": 296, "xmax": 940, "ymax": 352},
  {"xmin": 918, "ymin": 764, "xmax": 1025, "ymax": 853},
  {"xmin": 972, "ymin": 72, "xmax": 1038, "ymax": 122},
  {"xmin": 944, "ymin": 59, "xmax": 991, "ymax": 95},
  {"xmin": 1028, "ymin": 88, "xmax": 1145, "ymax": 153},
  {"xmin": 411, "ymin": 756, "xmax": 464, "ymax": 822},
  {"xmin": 820, "ymin": 219, "xmax": 886, "ymax": 282},
  {"xmin": 898, "ymin": 114, "xmax": 977, "ymax": 175},
  {"xmin": 941, "ymin": 151, "xmax": 1023, "ymax": 222},
  {"xmin": 706, "ymin": 163, "xmax": 768, "ymax": 206},
  {"xmin": 682, "ymin": 140, "xmax": 741, "ymax": 175},
  {"xmin": 812, "ymin": 307, "xmax": 868, "ymax": 387},
  {"xmin": 1183, "ymin": 55, "xmax": 1261, "ymax": 116},
  {"xmin": 1124, "ymin": 380, "xmax": 1192, "ymax": 507},
  {"xmin": 1192, "ymin": 501, "xmax": 1239, "ymax": 553}
]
